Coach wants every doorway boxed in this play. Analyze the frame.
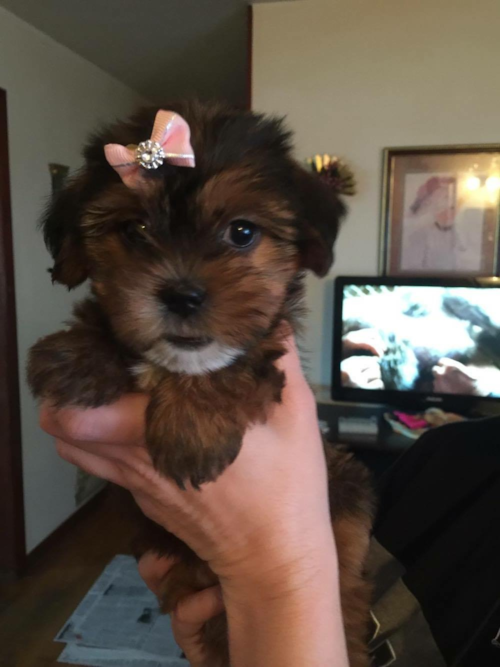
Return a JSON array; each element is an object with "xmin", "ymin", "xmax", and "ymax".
[{"xmin": 0, "ymin": 87, "xmax": 25, "ymax": 574}]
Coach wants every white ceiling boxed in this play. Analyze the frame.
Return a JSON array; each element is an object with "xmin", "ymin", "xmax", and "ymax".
[{"xmin": 0, "ymin": 0, "xmax": 294, "ymax": 105}]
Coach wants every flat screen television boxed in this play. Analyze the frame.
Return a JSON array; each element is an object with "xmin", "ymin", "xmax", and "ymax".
[{"xmin": 332, "ymin": 276, "xmax": 500, "ymax": 412}]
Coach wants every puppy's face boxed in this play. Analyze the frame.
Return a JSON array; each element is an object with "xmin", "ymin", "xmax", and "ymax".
[
  {"xmin": 42, "ymin": 103, "xmax": 345, "ymax": 374},
  {"xmin": 82, "ymin": 169, "xmax": 299, "ymax": 374}
]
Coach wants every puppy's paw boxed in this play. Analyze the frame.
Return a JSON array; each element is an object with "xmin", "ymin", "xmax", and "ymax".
[
  {"xmin": 146, "ymin": 391, "xmax": 244, "ymax": 488},
  {"xmin": 28, "ymin": 328, "xmax": 132, "ymax": 408},
  {"xmin": 158, "ymin": 560, "xmax": 218, "ymax": 614}
]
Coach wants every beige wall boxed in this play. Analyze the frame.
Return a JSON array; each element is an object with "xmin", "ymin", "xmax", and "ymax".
[
  {"xmin": 0, "ymin": 6, "xmax": 146, "ymax": 551},
  {"xmin": 252, "ymin": 0, "xmax": 500, "ymax": 385}
]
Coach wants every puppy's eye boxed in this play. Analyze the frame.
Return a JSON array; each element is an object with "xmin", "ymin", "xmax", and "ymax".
[
  {"xmin": 223, "ymin": 220, "xmax": 260, "ymax": 249},
  {"xmin": 120, "ymin": 222, "xmax": 148, "ymax": 245}
]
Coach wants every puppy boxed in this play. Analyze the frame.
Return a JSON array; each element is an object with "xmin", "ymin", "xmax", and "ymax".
[{"xmin": 28, "ymin": 102, "xmax": 374, "ymax": 667}]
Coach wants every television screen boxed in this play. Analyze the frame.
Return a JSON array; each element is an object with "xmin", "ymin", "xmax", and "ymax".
[{"xmin": 333, "ymin": 277, "xmax": 500, "ymax": 405}]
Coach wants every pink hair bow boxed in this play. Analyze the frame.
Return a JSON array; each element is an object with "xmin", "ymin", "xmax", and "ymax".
[{"xmin": 104, "ymin": 110, "xmax": 195, "ymax": 189}]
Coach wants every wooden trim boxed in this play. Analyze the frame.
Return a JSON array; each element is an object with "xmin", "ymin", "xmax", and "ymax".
[
  {"xmin": 0, "ymin": 87, "xmax": 26, "ymax": 574},
  {"xmin": 26, "ymin": 488, "xmax": 107, "ymax": 569},
  {"xmin": 246, "ymin": 4, "xmax": 253, "ymax": 111}
]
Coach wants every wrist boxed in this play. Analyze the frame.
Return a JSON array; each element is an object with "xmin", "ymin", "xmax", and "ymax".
[
  {"xmin": 218, "ymin": 529, "xmax": 339, "ymax": 603},
  {"xmin": 221, "ymin": 536, "xmax": 347, "ymax": 667}
]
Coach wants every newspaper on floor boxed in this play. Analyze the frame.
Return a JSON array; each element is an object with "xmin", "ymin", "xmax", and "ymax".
[
  {"xmin": 56, "ymin": 554, "xmax": 188, "ymax": 666},
  {"xmin": 58, "ymin": 645, "xmax": 186, "ymax": 667}
]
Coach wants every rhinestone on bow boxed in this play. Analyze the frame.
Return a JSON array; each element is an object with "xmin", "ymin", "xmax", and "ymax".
[{"xmin": 135, "ymin": 140, "xmax": 166, "ymax": 169}]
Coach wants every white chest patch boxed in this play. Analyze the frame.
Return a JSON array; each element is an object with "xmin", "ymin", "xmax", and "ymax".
[{"xmin": 142, "ymin": 340, "xmax": 243, "ymax": 375}]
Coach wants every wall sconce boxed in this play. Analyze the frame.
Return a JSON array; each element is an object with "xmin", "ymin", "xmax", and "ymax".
[
  {"xmin": 485, "ymin": 175, "xmax": 500, "ymax": 192},
  {"xmin": 466, "ymin": 175, "xmax": 481, "ymax": 190}
]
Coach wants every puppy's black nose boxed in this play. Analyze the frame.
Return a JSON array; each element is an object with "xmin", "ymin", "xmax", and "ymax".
[{"xmin": 160, "ymin": 284, "xmax": 206, "ymax": 318}]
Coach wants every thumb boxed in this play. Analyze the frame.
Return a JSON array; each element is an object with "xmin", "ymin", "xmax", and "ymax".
[{"xmin": 172, "ymin": 585, "xmax": 224, "ymax": 634}]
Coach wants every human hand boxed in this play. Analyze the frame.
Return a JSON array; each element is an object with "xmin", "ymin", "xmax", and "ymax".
[
  {"xmin": 138, "ymin": 552, "xmax": 224, "ymax": 667},
  {"xmin": 432, "ymin": 358, "xmax": 500, "ymax": 397},
  {"xmin": 340, "ymin": 355, "xmax": 384, "ymax": 389},
  {"xmin": 40, "ymin": 336, "xmax": 335, "ymax": 595},
  {"xmin": 432, "ymin": 358, "xmax": 478, "ymax": 395},
  {"xmin": 342, "ymin": 328, "xmax": 386, "ymax": 358}
]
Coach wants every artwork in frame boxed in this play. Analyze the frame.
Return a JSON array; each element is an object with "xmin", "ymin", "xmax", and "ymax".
[{"xmin": 380, "ymin": 145, "xmax": 500, "ymax": 277}]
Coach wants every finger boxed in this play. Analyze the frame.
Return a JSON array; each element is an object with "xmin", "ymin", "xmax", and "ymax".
[
  {"xmin": 172, "ymin": 585, "xmax": 224, "ymax": 633},
  {"xmin": 42, "ymin": 394, "xmax": 149, "ymax": 446},
  {"xmin": 439, "ymin": 358, "xmax": 472, "ymax": 378},
  {"xmin": 55, "ymin": 439, "xmax": 124, "ymax": 486},
  {"xmin": 276, "ymin": 336, "xmax": 315, "ymax": 412},
  {"xmin": 455, "ymin": 365, "xmax": 477, "ymax": 380},
  {"xmin": 372, "ymin": 343, "xmax": 386, "ymax": 358},
  {"xmin": 54, "ymin": 437, "xmax": 152, "ymax": 467},
  {"xmin": 359, "ymin": 362, "xmax": 372, "ymax": 375},
  {"xmin": 367, "ymin": 379, "xmax": 384, "ymax": 389},
  {"xmin": 131, "ymin": 491, "xmax": 181, "ymax": 535},
  {"xmin": 57, "ymin": 439, "xmax": 172, "ymax": 501},
  {"xmin": 347, "ymin": 340, "xmax": 376, "ymax": 356},
  {"xmin": 363, "ymin": 343, "xmax": 379, "ymax": 357},
  {"xmin": 138, "ymin": 553, "xmax": 177, "ymax": 596},
  {"xmin": 370, "ymin": 332, "xmax": 387, "ymax": 357},
  {"xmin": 360, "ymin": 360, "xmax": 379, "ymax": 376},
  {"xmin": 365, "ymin": 369, "xmax": 381, "ymax": 383},
  {"xmin": 437, "ymin": 357, "xmax": 462, "ymax": 369},
  {"xmin": 275, "ymin": 334, "xmax": 302, "ymax": 377},
  {"xmin": 357, "ymin": 335, "xmax": 381, "ymax": 357},
  {"xmin": 61, "ymin": 440, "xmax": 178, "ymax": 500}
]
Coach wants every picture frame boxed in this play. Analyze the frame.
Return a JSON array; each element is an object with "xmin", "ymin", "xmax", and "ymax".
[{"xmin": 379, "ymin": 145, "xmax": 500, "ymax": 277}]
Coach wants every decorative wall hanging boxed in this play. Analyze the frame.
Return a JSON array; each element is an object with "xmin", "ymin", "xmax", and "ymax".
[{"xmin": 380, "ymin": 145, "xmax": 500, "ymax": 277}]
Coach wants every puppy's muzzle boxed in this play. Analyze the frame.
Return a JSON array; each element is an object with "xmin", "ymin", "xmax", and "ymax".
[{"xmin": 159, "ymin": 282, "xmax": 206, "ymax": 319}]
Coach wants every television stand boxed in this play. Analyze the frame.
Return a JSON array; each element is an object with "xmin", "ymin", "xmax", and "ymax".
[{"xmin": 313, "ymin": 386, "xmax": 420, "ymax": 454}]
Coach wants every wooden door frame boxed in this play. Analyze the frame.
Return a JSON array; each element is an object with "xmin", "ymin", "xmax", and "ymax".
[
  {"xmin": 246, "ymin": 5, "xmax": 253, "ymax": 110},
  {"xmin": 0, "ymin": 87, "xmax": 26, "ymax": 574}
]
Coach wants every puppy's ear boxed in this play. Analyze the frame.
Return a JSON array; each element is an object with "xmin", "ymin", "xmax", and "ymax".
[
  {"xmin": 293, "ymin": 166, "xmax": 347, "ymax": 277},
  {"xmin": 40, "ymin": 171, "xmax": 92, "ymax": 289}
]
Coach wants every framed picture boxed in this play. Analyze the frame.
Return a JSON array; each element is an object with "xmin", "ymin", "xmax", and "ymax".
[{"xmin": 380, "ymin": 145, "xmax": 500, "ymax": 276}]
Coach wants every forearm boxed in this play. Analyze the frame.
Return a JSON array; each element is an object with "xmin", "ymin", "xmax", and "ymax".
[{"xmin": 222, "ymin": 536, "xmax": 348, "ymax": 667}]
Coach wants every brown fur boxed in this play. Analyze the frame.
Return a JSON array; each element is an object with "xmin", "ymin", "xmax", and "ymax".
[{"xmin": 27, "ymin": 101, "xmax": 374, "ymax": 666}]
